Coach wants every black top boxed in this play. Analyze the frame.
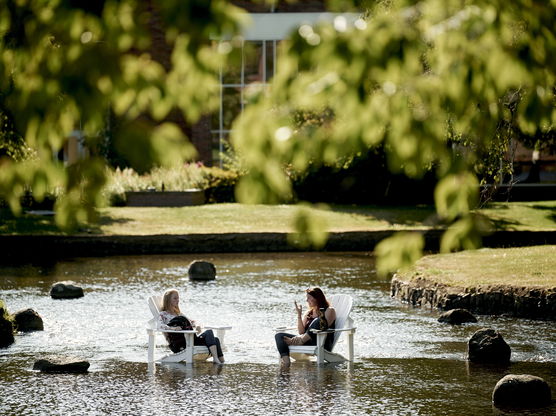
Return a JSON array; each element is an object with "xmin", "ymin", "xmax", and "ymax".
[{"xmin": 305, "ymin": 306, "xmax": 336, "ymax": 351}]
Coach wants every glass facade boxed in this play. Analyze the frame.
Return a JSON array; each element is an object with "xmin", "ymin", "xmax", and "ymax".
[{"xmin": 212, "ymin": 40, "xmax": 278, "ymax": 165}]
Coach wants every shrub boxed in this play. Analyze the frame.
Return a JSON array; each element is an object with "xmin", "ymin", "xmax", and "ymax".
[
  {"xmin": 292, "ymin": 147, "xmax": 437, "ymax": 205},
  {"xmin": 103, "ymin": 164, "xmax": 242, "ymax": 205},
  {"xmin": 202, "ymin": 167, "xmax": 240, "ymax": 203}
]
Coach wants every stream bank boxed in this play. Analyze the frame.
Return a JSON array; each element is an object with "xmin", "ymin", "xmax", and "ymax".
[{"xmin": 391, "ymin": 275, "xmax": 556, "ymax": 320}]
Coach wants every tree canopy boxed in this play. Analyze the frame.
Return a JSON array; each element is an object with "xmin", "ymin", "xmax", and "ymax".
[
  {"xmin": 231, "ymin": 0, "xmax": 555, "ymax": 274},
  {"xmin": 1, "ymin": 0, "xmax": 555, "ymax": 274},
  {"xmin": 0, "ymin": 0, "xmax": 245, "ymax": 226}
]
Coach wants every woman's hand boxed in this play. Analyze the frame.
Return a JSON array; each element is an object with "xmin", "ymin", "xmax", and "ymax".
[{"xmin": 294, "ymin": 300, "xmax": 303, "ymax": 317}]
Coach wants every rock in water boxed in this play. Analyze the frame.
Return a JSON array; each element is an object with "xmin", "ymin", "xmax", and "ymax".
[
  {"xmin": 493, "ymin": 374, "xmax": 551, "ymax": 408},
  {"xmin": 50, "ymin": 281, "xmax": 84, "ymax": 299},
  {"xmin": 188, "ymin": 261, "xmax": 216, "ymax": 281},
  {"xmin": 33, "ymin": 358, "xmax": 90, "ymax": 373},
  {"xmin": 0, "ymin": 304, "xmax": 15, "ymax": 348},
  {"xmin": 13, "ymin": 308, "xmax": 44, "ymax": 331},
  {"xmin": 438, "ymin": 308, "xmax": 478, "ymax": 324},
  {"xmin": 468, "ymin": 328, "xmax": 511, "ymax": 364}
]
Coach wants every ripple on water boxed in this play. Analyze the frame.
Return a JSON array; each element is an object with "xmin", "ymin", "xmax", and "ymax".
[{"xmin": 1, "ymin": 252, "xmax": 555, "ymax": 415}]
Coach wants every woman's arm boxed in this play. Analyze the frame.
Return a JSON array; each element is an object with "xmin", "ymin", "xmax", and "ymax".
[
  {"xmin": 325, "ymin": 307, "xmax": 336, "ymax": 326},
  {"xmin": 159, "ymin": 311, "xmax": 185, "ymax": 330},
  {"xmin": 298, "ymin": 312, "xmax": 311, "ymax": 334},
  {"xmin": 158, "ymin": 311, "xmax": 176, "ymax": 330},
  {"xmin": 294, "ymin": 300, "xmax": 306, "ymax": 334}
]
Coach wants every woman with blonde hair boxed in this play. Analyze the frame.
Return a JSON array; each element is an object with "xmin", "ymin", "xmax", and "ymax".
[
  {"xmin": 274, "ymin": 287, "xmax": 336, "ymax": 367},
  {"xmin": 159, "ymin": 288, "xmax": 224, "ymax": 364}
]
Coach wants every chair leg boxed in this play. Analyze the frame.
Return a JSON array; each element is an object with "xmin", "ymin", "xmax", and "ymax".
[
  {"xmin": 347, "ymin": 330, "xmax": 354, "ymax": 362},
  {"xmin": 147, "ymin": 332, "xmax": 155, "ymax": 363},
  {"xmin": 185, "ymin": 333, "xmax": 195, "ymax": 364},
  {"xmin": 316, "ymin": 333, "xmax": 326, "ymax": 364},
  {"xmin": 215, "ymin": 328, "xmax": 226, "ymax": 349}
]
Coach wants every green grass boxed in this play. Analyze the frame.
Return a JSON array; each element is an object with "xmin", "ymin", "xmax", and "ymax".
[
  {"xmin": 92, "ymin": 204, "xmax": 437, "ymax": 235},
  {"xmin": 475, "ymin": 200, "xmax": 556, "ymax": 231},
  {"xmin": 0, "ymin": 200, "xmax": 555, "ymax": 236},
  {"xmin": 397, "ymin": 245, "xmax": 556, "ymax": 288}
]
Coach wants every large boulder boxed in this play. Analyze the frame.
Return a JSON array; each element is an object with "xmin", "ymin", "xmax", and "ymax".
[
  {"xmin": 33, "ymin": 358, "xmax": 90, "ymax": 373},
  {"xmin": 468, "ymin": 328, "xmax": 511, "ymax": 364},
  {"xmin": 493, "ymin": 374, "xmax": 552, "ymax": 409},
  {"xmin": 50, "ymin": 281, "xmax": 84, "ymax": 299},
  {"xmin": 0, "ymin": 303, "xmax": 15, "ymax": 348},
  {"xmin": 438, "ymin": 308, "xmax": 477, "ymax": 324},
  {"xmin": 13, "ymin": 308, "xmax": 44, "ymax": 332},
  {"xmin": 188, "ymin": 260, "xmax": 216, "ymax": 281}
]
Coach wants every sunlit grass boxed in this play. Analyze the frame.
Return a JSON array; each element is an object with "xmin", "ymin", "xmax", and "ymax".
[
  {"xmin": 398, "ymin": 245, "xmax": 556, "ymax": 288},
  {"xmin": 476, "ymin": 200, "xmax": 556, "ymax": 231},
  {"xmin": 94, "ymin": 204, "xmax": 436, "ymax": 235},
  {"xmin": 0, "ymin": 200, "xmax": 555, "ymax": 236}
]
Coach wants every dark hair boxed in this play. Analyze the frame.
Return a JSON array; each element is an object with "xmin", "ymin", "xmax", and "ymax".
[{"xmin": 306, "ymin": 287, "xmax": 330, "ymax": 311}]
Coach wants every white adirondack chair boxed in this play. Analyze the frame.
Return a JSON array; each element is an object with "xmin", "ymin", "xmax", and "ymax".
[
  {"xmin": 275, "ymin": 294, "xmax": 356, "ymax": 364},
  {"xmin": 146, "ymin": 295, "xmax": 231, "ymax": 364}
]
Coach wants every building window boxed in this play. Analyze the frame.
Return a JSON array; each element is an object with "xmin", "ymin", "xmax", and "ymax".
[{"xmin": 212, "ymin": 40, "xmax": 278, "ymax": 166}]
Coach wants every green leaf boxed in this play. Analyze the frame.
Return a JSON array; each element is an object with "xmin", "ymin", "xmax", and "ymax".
[
  {"xmin": 287, "ymin": 204, "xmax": 329, "ymax": 249},
  {"xmin": 435, "ymin": 172, "xmax": 479, "ymax": 221},
  {"xmin": 375, "ymin": 232, "xmax": 424, "ymax": 278}
]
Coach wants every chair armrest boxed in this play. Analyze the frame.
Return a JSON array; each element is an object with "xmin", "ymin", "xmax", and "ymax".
[
  {"xmin": 273, "ymin": 326, "xmax": 296, "ymax": 332},
  {"xmin": 157, "ymin": 328, "xmax": 198, "ymax": 334},
  {"xmin": 204, "ymin": 326, "xmax": 232, "ymax": 331},
  {"xmin": 309, "ymin": 326, "xmax": 356, "ymax": 334}
]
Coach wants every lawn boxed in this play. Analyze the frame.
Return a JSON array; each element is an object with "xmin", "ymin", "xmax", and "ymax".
[
  {"xmin": 0, "ymin": 200, "xmax": 555, "ymax": 235},
  {"xmin": 396, "ymin": 245, "xmax": 556, "ymax": 288},
  {"xmin": 476, "ymin": 200, "xmax": 556, "ymax": 231},
  {"xmin": 1, "ymin": 203, "xmax": 438, "ymax": 235}
]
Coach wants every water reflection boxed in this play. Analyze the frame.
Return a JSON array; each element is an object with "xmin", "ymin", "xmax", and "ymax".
[{"xmin": 1, "ymin": 252, "xmax": 555, "ymax": 415}]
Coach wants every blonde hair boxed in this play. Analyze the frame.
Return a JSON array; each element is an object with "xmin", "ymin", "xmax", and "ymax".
[{"xmin": 162, "ymin": 289, "xmax": 181, "ymax": 315}]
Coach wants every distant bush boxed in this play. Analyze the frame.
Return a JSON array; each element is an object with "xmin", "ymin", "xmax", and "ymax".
[
  {"xmin": 203, "ymin": 167, "xmax": 239, "ymax": 203},
  {"xmin": 103, "ymin": 164, "xmax": 241, "ymax": 205},
  {"xmin": 292, "ymin": 147, "xmax": 437, "ymax": 205}
]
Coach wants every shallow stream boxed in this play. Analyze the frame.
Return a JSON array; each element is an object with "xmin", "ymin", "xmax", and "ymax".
[{"xmin": 1, "ymin": 252, "xmax": 554, "ymax": 415}]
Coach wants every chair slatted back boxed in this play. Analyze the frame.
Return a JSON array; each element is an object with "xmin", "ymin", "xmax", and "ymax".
[
  {"xmin": 148, "ymin": 295, "xmax": 163, "ymax": 319},
  {"xmin": 328, "ymin": 294, "xmax": 353, "ymax": 349}
]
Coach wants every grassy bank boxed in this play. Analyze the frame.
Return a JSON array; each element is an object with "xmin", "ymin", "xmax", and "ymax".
[
  {"xmin": 477, "ymin": 201, "xmax": 556, "ymax": 231},
  {"xmin": 397, "ymin": 245, "xmax": 556, "ymax": 288},
  {"xmin": 0, "ymin": 200, "xmax": 555, "ymax": 236},
  {"xmin": 1, "ymin": 203, "xmax": 437, "ymax": 235},
  {"xmin": 1, "ymin": 200, "xmax": 556, "ymax": 235}
]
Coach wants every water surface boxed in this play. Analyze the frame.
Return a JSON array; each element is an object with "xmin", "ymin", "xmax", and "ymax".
[{"xmin": 1, "ymin": 252, "xmax": 554, "ymax": 415}]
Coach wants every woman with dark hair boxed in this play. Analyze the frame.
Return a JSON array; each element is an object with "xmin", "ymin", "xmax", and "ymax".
[
  {"xmin": 274, "ymin": 287, "xmax": 336, "ymax": 367},
  {"xmin": 159, "ymin": 288, "xmax": 224, "ymax": 364}
]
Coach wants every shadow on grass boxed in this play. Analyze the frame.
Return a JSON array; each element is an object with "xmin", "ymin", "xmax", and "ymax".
[
  {"xmin": 482, "ymin": 201, "xmax": 556, "ymax": 229},
  {"xmin": 97, "ymin": 214, "xmax": 132, "ymax": 228},
  {"xmin": 483, "ymin": 216, "xmax": 522, "ymax": 231},
  {"xmin": 530, "ymin": 203, "xmax": 556, "ymax": 211},
  {"xmin": 0, "ymin": 209, "xmax": 60, "ymax": 235},
  {"xmin": 530, "ymin": 203, "xmax": 556, "ymax": 224},
  {"xmin": 327, "ymin": 204, "xmax": 437, "ymax": 227},
  {"xmin": 481, "ymin": 203, "xmax": 510, "ymax": 211},
  {"xmin": 0, "ymin": 209, "xmax": 134, "ymax": 235}
]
